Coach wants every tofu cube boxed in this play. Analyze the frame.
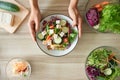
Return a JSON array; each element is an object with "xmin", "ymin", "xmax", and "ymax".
[
  {"xmin": 59, "ymin": 32, "xmax": 65, "ymax": 37},
  {"xmin": 49, "ymin": 29, "xmax": 54, "ymax": 35},
  {"xmin": 56, "ymin": 25, "xmax": 61, "ymax": 28},
  {"xmin": 42, "ymin": 30, "xmax": 47, "ymax": 36},
  {"xmin": 56, "ymin": 20, "xmax": 60, "ymax": 24},
  {"xmin": 47, "ymin": 40, "xmax": 52, "ymax": 45},
  {"xmin": 53, "ymin": 34, "xmax": 58, "ymax": 39},
  {"xmin": 0, "ymin": 12, "xmax": 14, "ymax": 26}
]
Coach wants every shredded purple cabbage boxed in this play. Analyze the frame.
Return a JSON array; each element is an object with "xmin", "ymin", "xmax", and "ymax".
[
  {"xmin": 86, "ymin": 8, "xmax": 99, "ymax": 26},
  {"xmin": 86, "ymin": 66, "xmax": 101, "ymax": 80}
]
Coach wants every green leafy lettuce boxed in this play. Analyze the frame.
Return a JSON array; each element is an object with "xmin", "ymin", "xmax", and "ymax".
[
  {"xmin": 87, "ymin": 48, "xmax": 112, "ymax": 68},
  {"xmin": 98, "ymin": 4, "xmax": 120, "ymax": 33},
  {"xmin": 69, "ymin": 29, "xmax": 78, "ymax": 43}
]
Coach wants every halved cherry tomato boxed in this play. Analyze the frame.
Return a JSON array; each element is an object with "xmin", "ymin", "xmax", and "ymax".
[{"xmin": 64, "ymin": 38, "xmax": 68, "ymax": 43}]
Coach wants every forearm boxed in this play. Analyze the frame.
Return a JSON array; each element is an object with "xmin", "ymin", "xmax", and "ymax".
[
  {"xmin": 29, "ymin": 0, "xmax": 39, "ymax": 10},
  {"xmin": 69, "ymin": 0, "xmax": 78, "ymax": 9}
]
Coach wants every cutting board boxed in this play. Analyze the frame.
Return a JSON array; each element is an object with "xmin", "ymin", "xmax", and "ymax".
[{"xmin": 0, "ymin": 0, "xmax": 29, "ymax": 33}]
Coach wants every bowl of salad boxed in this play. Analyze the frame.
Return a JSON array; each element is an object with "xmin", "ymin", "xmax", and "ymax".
[
  {"xmin": 85, "ymin": 46, "xmax": 120, "ymax": 80},
  {"xmin": 36, "ymin": 14, "xmax": 78, "ymax": 57},
  {"xmin": 85, "ymin": 0, "xmax": 120, "ymax": 33},
  {"xmin": 6, "ymin": 58, "xmax": 31, "ymax": 80}
]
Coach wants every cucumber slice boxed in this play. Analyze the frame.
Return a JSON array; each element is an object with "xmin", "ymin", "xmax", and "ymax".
[
  {"xmin": 37, "ymin": 33, "xmax": 44, "ymax": 40},
  {"xmin": 62, "ymin": 27, "xmax": 69, "ymax": 33},
  {"xmin": 104, "ymin": 68, "xmax": 112, "ymax": 76},
  {"xmin": 60, "ymin": 20, "xmax": 66, "ymax": 26},
  {"xmin": 0, "ymin": 1, "xmax": 20, "ymax": 12},
  {"xmin": 54, "ymin": 36, "xmax": 62, "ymax": 44}
]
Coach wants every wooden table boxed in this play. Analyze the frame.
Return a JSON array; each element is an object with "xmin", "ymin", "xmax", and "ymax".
[{"xmin": 0, "ymin": 0, "xmax": 120, "ymax": 80}]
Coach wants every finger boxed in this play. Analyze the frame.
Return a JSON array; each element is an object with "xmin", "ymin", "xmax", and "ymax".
[
  {"xmin": 35, "ymin": 19, "xmax": 40, "ymax": 32},
  {"xmin": 71, "ymin": 11, "xmax": 77, "ymax": 27},
  {"xmin": 68, "ymin": 8, "xmax": 77, "ymax": 27},
  {"xmin": 28, "ymin": 21, "xmax": 36, "ymax": 41},
  {"xmin": 72, "ymin": 18, "xmax": 77, "ymax": 27},
  {"xmin": 31, "ymin": 28, "xmax": 36, "ymax": 41},
  {"xmin": 78, "ymin": 17, "xmax": 82, "ymax": 38}
]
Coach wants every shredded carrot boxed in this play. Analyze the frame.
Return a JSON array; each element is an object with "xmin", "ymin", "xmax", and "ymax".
[
  {"xmin": 112, "ymin": 58, "xmax": 120, "ymax": 64},
  {"xmin": 108, "ymin": 53, "xmax": 115, "ymax": 60},
  {"xmin": 94, "ymin": 4, "xmax": 101, "ymax": 8},
  {"xmin": 46, "ymin": 35, "xmax": 51, "ymax": 40},
  {"xmin": 101, "ymin": 1, "xmax": 109, "ymax": 6},
  {"xmin": 98, "ymin": 7, "xmax": 103, "ymax": 12},
  {"xmin": 93, "ymin": 1, "xmax": 109, "ymax": 12}
]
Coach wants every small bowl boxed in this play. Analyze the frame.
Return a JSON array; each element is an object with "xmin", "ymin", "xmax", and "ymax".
[
  {"xmin": 6, "ymin": 58, "xmax": 31, "ymax": 80},
  {"xmin": 85, "ymin": 46, "xmax": 120, "ymax": 80}
]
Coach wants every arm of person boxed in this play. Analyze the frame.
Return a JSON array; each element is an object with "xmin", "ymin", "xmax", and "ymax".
[
  {"xmin": 28, "ymin": 0, "xmax": 41, "ymax": 41},
  {"xmin": 68, "ymin": 0, "xmax": 82, "ymax": 38}
]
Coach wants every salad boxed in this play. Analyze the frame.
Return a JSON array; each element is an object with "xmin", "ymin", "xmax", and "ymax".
[
  {"xmin": 86, "ymin": 47, "xmax": 120, "ymax": 80},
  {"xmin": 37, "ymin": 16, "xmax": 77, "ymax": 50},
  {"xmin": 86, "ymin": 1, "xmax": 120, "ymax": 33},
  {"xmin": 6, "ymin": 58, "xmax": 31, "ymax": 78}
]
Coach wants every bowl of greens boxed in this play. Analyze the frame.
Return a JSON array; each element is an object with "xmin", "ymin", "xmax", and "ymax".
[
  {"xmin": 85, "ymin": 46, "xmax": 120, "ymax": 80},
  {"xmin": 36, "ymin": 14, "xmax": 78, "ymax": 57},
  {"xmin": 85, "ymin": 0, "xmax": 120, "ymax": 33}
]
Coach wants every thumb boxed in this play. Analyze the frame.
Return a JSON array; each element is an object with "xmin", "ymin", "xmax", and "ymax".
[
  {"xmin": 35, "ymin": 19, "xmax": 40, "ymax": 32},
  {"xmin": 78, "ymin": 17, "xmax": 82, "ymax": 38},
  {"xmin": 72, "ymin": 18, "xmax": 77, "ymax": 27}
]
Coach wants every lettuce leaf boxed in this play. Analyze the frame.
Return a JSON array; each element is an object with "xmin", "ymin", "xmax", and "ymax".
[{"xmin": 98, "ymin": 4, "xmax": 120, "ymax": 33}]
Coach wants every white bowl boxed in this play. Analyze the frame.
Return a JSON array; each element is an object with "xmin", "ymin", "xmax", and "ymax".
[{"xmin": 36, "ymin": 14, "xmax": 78, "ymax": 57}]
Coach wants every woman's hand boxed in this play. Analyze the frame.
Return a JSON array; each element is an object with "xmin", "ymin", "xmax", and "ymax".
[
  {"xmin": 28, "ymin": 9, "xmax": 41, "ymax": 41},
  {"xmin": 68, "ymin": 0, "xmax": 82, "ymax": 38},
  {"xmin": 28, "ymin": 0, "xmax": 41, "ymax": 41}
]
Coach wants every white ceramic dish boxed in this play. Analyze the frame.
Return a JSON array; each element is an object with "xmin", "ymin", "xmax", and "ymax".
[{"xmin": 36, "ymin": 14, "xmax": 78, "ymax": 57}]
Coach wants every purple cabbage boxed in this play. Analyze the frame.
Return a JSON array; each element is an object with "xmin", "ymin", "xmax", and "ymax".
[
  {"xmin": 86, "ymin": 8, "xmax": 99, "ymax": 26},
  {"xmin": 86, "ymin": 66, "xmax": 101, "ymax": 80}
]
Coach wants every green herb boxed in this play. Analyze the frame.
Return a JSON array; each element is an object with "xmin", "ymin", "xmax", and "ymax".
[
  {"xmin": 97, "ymin": 76, "xmax": 105, "ymax": 80},
  {"xmin": 24, "ymin": 74, "xmax": 27, "ymax": 77},
  {"xmin": 69, "ymin": 29, "xmax": 77, "ymax": 43},
  {"xmin": 54, "ymin": 28, "xmax": 61, "ymax": 34},
  {"xmin": 46, "ymin": 25, "xmax": 49, "ymax": 32}
]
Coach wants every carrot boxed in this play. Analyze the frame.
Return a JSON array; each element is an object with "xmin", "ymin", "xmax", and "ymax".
[
  {"xmin": 108, "ymin": 53, "xmax": 115, "ymax": 60},
  {"xmin": 101, "ymin": 1, "xmax": 109, "ymax": 6},
  {"xmin": 94, "ymin": 1, "xmax": 109, "ymax": 12},
  {"xmin": 94, "ymin": 4, "xmax": 103, "ymax": 12},
  {"xmin": 46, "ymin": 35, "xmax": 51, "ymax": 40},
  {"xmin": 94, "ymin": 4, "xmax": 101, "ymax": 8},
  {"xmin": 50, "ymin": 25, "xmax": 54, "ymax": 29},
  {"xmin": 112, "ymin": 58, "xmax": 120, "ymax": 64},
  {"xmin": 98, "ymin": 7, "xmax": 103, "ymax": 12}
]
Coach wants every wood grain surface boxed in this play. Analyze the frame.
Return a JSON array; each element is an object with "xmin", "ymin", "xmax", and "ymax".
[
  {"xmin": 0, "ymin": 0, "xmax": 120, "ymax": 80},
  {"xmin": 0, "ymin": 0, "xmax": 29, "ymax": 33}
]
